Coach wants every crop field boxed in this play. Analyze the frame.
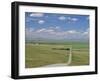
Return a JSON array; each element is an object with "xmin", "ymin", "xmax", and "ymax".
[{"xmin": 25, "ymin": 42, "xmax": 89, "ymax": 68}]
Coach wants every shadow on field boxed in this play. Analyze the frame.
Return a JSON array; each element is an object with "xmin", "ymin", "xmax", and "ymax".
[{"xmin": 52, "ymin": 48, "xmax": 70, "ymax": 50}]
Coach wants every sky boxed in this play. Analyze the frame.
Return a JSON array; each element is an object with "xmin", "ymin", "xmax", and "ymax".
[{"xmin": 25, "ymin": 12, "xmax": 89, "ymax": 41}]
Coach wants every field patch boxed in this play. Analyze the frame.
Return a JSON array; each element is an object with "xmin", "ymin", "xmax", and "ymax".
[{"xmin": 25, "ymin": 42, "xmax": 89, "ymax": 68}]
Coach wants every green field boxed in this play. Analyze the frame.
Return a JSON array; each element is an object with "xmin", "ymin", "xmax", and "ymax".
[{"xmin": 25, "ymin": 42, "xmax": 89, "ymax": 68}]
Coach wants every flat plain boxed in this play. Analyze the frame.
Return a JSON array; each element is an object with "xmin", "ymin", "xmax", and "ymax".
[{"xmin": 25, "ymin": 42, "xmax": 89, "ymax": 68}]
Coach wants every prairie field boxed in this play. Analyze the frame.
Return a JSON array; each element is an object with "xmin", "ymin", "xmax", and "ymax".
[{"xmin": 25, "ymin": 42, "xmax": 89, "ymax": 68}]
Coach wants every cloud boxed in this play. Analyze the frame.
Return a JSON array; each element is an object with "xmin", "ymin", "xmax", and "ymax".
[
  {"xmin": 83, "ymin": 31, "xmax": 88, "ymax": 35},
  {"xmin": 58, "ymin": 16, "xmax": 66, "ymax": 20},
  {"xmin": 83, "ymin": 28, "xmax": 89, "ymax": 36},
  {"xmin": 55, "ymin": 26, "xmax": 60, "ymax": 29},
  {"xmin": 67, "ymin": 30, "xmax": 79, "ymax": 34},
  {"xmin": 36, "ymin": 28, "xmax": 54, "ymax": 34},
  {"xmin": 35, "ymin": 28, "xmax": 79, "ymax": 36},
  {"xmin": 25, "ymin": 27, "xmax": 34, "ymax": 33},
  {"xmin": 67, "ymin": 17, "xmax": 78, "ymax": 22},
  {"xmin": 36, "ymin": 28, "xmax": 46, "ymax": 33},
  {"xmin": 71, "ymin": 18, "xmax": 78, "ymax": 22},
  {"xmin": 58, "ymin": 17, "xmax": 79, "ymax": 23},
  {"xmin": 25, "ymin": 27, "xmax": 89, "ymax": 41},
  {"xmin": 25, "ymin": 17, "xmax": 41, "ymax": 23},
  {"xmin": 25, "ymin": 27, "xmax": 35, "ymax": 40},
  {"xmin": 38, "ymin": 20, "xmax": 45, "ymax": 24},
  {"xmin": 30, "ymin": 13, "xmax": 44, "ymax": 17},
  {"xmin": 49, "ymin": 26, "xmax": 60, "ymax": 31}
]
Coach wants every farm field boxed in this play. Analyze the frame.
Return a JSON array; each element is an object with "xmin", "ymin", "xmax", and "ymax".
[{"xmin": 25, "ymin": 42, "xmax": 89, "ymax": 68}]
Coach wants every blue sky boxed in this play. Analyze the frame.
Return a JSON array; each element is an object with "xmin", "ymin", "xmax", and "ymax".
[{"xmin": 25, "ymin": 12, "xmax": 89, "ymax": 41}]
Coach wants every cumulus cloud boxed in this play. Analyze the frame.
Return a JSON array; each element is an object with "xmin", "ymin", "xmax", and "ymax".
[
  {"xmin": 36, "ymin": 28, "xmax": 46, "ymax": 33},
  {"xmin": 38, "ymin": 20, "xmax": 45, "ymax": 24},
  {"xmin": 25, "ymin": 27, "xmax": 89, "ymax": 41},
  {"xmin": 58, "ymin": 17, "xmax": 79, "ymax": 23},
  {"xmin": 71, "ymin": 18, "xmax": 78, "ymax": 22},
  {"xmin": 67, "ymin": 17, "xmax": 78, "ymax": 22},
  {"xmin": 36, "ymin": 28, "xmax": 55, "ymax": 34},
  {"xmin": 55, "ymin": 26, "xmax": 60, "ymax": 29},
  {"xmin": 35, "ymin": 28, "xmax": 80, "ymax": 36},
  {"xmin": 30, "ymin": 13, "xmax": 44, "ymax": 17},
  {"xmin": 67, "ymin": 30, "xmax": 79, "ymax": 34},
  {"xmin": 58, "ymin": 16, "xmax": 66, "ymax": 20},
  {"xmin": 83, "ymin": 31, "xmax": 88, "ymax": 35}
]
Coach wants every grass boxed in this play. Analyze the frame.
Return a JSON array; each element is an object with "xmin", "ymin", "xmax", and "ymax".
[{"xmin": 25, "ymin": 42, "xmax": 89, "ymax": 68}]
